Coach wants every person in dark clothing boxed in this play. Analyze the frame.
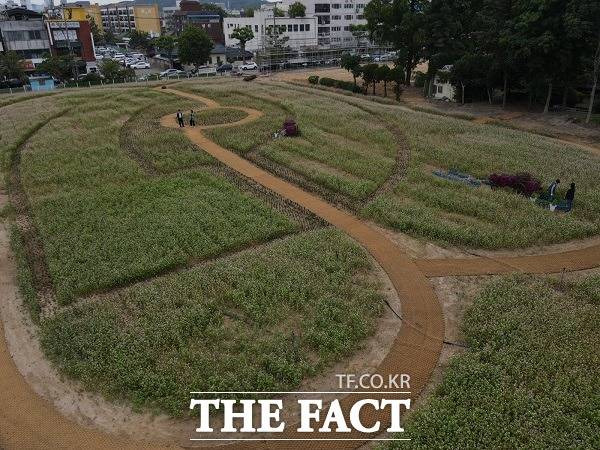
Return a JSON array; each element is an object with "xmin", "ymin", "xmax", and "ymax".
[
  {"xmin": 547, "ymin": 179, "xmax": 560, "ymax": 200},
  {"xmin": 189, "ymin": 109, "xmax": 196, "ymax": 127},
  {"xmin": 176, "ymin": 109, "xmax": 184, "ymax": 127},
  {"xmin": 565, "ymin": 183, "xmax": 575, "ymax": 208}
]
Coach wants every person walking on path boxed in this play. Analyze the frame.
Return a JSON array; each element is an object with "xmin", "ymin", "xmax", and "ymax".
[
  {"xmin": 176, "ymin": 109, "xmax": 184, "ymax": 127},
  {"xmin": 547, "ymin": 179, "xmax": 560, "ymax": 200},
  {"xmin": 190, "ymin": 109, "xmax": 196, "ymax": 127},
  {"xmin": 565, "ymin": 182, "xmax": 576, "ymax": 208}
]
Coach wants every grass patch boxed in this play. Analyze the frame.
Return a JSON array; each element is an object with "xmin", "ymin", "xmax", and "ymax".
[
  {"xmin": 394, "ymin": 275, "xmax": 600, "ymax": 448},
  {"xmin": 121, "ymin": 96, "xmax": 214, "ymax": 173},
  {"xmin": 9, "ymin": 225, "xmax": 40, "ymax": 322},
  {"xmin": 40, "ymin": 228, "xmax": 383, "ymax": 416},
  {"xmin": 33, "ymin": 169, "xmax": 298, "ymax": 305},
  {"xmin": 194, "ymin": 107, "xmax": 248, "ymax": 126}
]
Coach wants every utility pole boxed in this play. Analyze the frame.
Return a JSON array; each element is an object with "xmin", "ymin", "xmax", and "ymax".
[{"xmin": 60, "ymin": 3, "xmax": 79, "ymax": 79}]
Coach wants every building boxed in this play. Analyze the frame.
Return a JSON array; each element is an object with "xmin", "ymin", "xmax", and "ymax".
[
  {"xmin": 223, "ymin": 6, "xmax": 317, "ymax": 52},
  {"xmin": 46, "ymin": 19, "xmax": 96, "ymax": 68},
  {"xmin": 171, "ymin": 1, "xmax": 224, "ymax": 43},
  {"xmin": 279, "ymin": 0, "xmax": 368, "ymax": 47},
  {"xmin": 0, "ymin": 7, "xmax": 51, "ymax": 71},
  {"xmin": 62, "ymin": 2, "xmax": 103, "ymax": 31},
  {"xmin": 100, "ymin": 1, "xmax": 161, "ymax": 37},
  {"xmin": 432, "ymin": 65, "xmax": 456, "ymax": 101}
]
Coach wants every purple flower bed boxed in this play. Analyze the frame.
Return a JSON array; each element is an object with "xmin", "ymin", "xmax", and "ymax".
[{"xmin": 489, "ymin": 172, "xmax": 541, "ymax": 196}]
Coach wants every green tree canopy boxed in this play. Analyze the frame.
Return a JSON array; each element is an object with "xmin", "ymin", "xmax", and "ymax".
[
  {"xmin": 288, "ymin": 2, "xmax": 306, "ymax": 18},
  {"xmin": 273, "ymin": 6, "xmax": 285, "ymax": 17},
  {"xmin": 178, "ymin": 25, "xmax": 213, "ymax": 67},
  {"xmin": 99, "ymin": 59, "xmax": 122, "ymax": 79},
  {"xmin": 231, "ymin": 26, "xmax": 254, "ymax": 63},
  {"xmin": 154, "ymin": 35, "xmax": 176, "ymax": 68},
  {"xmin": 0, "ymin": 51, "xmax": 25, "ymax": 80},
  {"xmin": 340, "ymin": 53, "xmax": 361, "ymax": 86},
  {"xmin": 36, "ymin": 54, "xmax": 78, "ymax": 81},
  {"xmin": 128, "ymin": 30, "xmax": 152, "ymax": 52},
  {"xmin": 364, "ymin": 0, "xmax": 427, "ymax": 85}
]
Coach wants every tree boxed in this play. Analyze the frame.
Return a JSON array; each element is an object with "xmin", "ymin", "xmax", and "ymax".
[
  {"xmin": 104, "ymin": 30, "xmax": 117, "ymax": 45},
  {"xmin": 99, "ymin": 59, "xmax": 122, "ymax": 79},
  {"xmin": 37, "ymin": 54, "xmax": 77, "ymax": 81},
  {"xmin": 364, "ymin": 0, "xmax": 427, "ymax": 85},
  {"xmin": 390, "ymin": 65, "xmax": 405, "ymax": 100},
  {"xmin": 376, "ymin": 64, "xmax": 392, "ymax": 96},
  {"xmin": 128, "ymin": 30, "xmax": 151, "ymax": 52},
  {"xmin": 273, "ymin": 6, "xmax": 285, "ymax": 17},
  {"xmin": 231, "ymin": 26, "xmax": 254, "ymax": 64},
  {"xmin": 349, "ymin": 24, "xmax": 368, "ymax": 48},
  {"xmin": 341, "ymin": 53, "xmax": 361, "ymax": 86},
  {"xmin": 154, "ymin": 35, "xmax": 176, "ymax": 68},
  {"xmin": 288, "ymin": 2, "xmax": 306, "ymax": 18},
  {"xmin": 178, "ymin": 25, "xmax": 213, "ymax": 68},
  {"xmin": 87, "ymin": 16, "xmax": 104, "ymax": 46},
  {"xmin": 244, "ymin": 7, "xmax": 255, "ymax": 17},
  {"xmin": 361, "ymin": 63, "xmax": 378, "ymax": 94},
  {"xmin": 0, "ymin": 51, "xmax": 25, "ymax": 80}
]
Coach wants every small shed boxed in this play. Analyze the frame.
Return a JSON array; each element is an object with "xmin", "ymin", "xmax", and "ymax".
[
  {"xmin": 432, "ymin": 65, "xmax": 456, "ymax": 101},
  {"xmin": 29, "ymin": 75, "xmax": 55, "ymax": 92}
]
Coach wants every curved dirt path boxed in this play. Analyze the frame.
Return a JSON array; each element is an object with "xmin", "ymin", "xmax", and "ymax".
[{"xmin": 416, "ymin": 243, "xmax": 600, "ymax": 277}]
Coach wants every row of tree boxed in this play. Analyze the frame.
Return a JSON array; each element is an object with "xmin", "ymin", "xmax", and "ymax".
[
  {"xmin": 363, "ymin": 0, "xmax": 600, "ymax": 121},
  {"xmin": 341, "ymin": 54, "xmax": 405, "ymax": 99}
]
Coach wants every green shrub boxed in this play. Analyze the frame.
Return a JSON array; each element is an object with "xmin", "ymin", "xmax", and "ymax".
[
  {"xmin": 308, "ymin": 75, "xmax": 319, "ymax": 84},
  {"xmin": 318, "ymin": 77, "xmax": 362, "ymax": 93},
  {"xmin": 319, "ymin": 77, "xmax": 336, "ymax": 87}
]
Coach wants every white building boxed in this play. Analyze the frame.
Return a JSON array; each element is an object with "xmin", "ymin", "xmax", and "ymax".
[
  {"xmin": 279, "ymin": 0, "xmax": 368, "ymax": 47},
  {"xmin": 224, "ymin": 6, "xmax": 317, "ymax": 52},
  {"xmin": 432, "ymin": 65, "xmax": 456, "ymax": 101}
]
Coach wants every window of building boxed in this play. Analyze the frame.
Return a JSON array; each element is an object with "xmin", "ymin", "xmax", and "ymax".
[
  {"xmin": 331, "ymin": 37, "xmax": 340, "ymax": 42},
  {"xmin": 343, "ymin": 25, "xmax": 350, "ymax": 31},
  {"xmin": 331, "ymin": 26, "xmax": 341, "ymax": 31},
  {"xmin": 357, "ymin": 14, "xmax": 364, "ymax": 19},
  {"xmin": 314, "ymin": 3, "xmax": 330, "ymax": 13},
  {"xmin": 255, "ymin": 25, "xmax": 258, "ymax": 32},
  {"xmin": 332, "ymin": 15, "xmax": 341, "ymax": 20},
  {"xmin": 344, "ymin": 3, "xmax": 352, "ymax": 8},
  {"xmin": 318, "ymin": 15, "xmax": 330, "ymax": 24},
  {"xmin": 345, "ymin": 14, "xmax": 353, "ymax": 20},
  {"xmin": 300, "ymin": 24, "xmax": 305, "ymax": 31},
  {"xmin": 305, "ymin": 24, "xmax": 310, "ymax": 31},
  {"xmin": 332, "ymin": 3, "xmax": 341, "ymax": 8},
  {"xmin": 318, "ymin": 26, "xmax": 330, "ymax": 35},
  {"xmin": 293, "ymin": 24, "xmax": 298, "ymax": 31},
  {"xmin": 288, "ymin": 24, "xmax": 293, "ymax": 31}
]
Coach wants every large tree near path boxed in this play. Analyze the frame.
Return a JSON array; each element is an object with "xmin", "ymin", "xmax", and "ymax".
[{"xmin": 364, "ymin": 0, "xmax": 427, "ymax": 85}]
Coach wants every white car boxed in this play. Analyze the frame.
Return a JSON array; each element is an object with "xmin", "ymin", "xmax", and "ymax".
[
  {"xmin": 131, "ymin": 61, "xmax": 150, "ymax": 69},
  {"xmin": 240, "ymin": 62, "xmax": 258, "ymax": 71},
  {"xmin": 160, "ymin": 68, "xmax": 185, "ymax": 77}
]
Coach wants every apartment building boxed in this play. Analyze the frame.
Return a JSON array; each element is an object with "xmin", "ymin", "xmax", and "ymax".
[
  {"xmin": 223, "ymin": 6, "xmax": 317, "ymax": 51},
  {"xmin": 46, "ymin": 20, "xmax": 96, "ymax": 64},
  {"xmin": 100, "ymin": 1, "xmax": 160, "ymax": 37},
  {"xmin": 279, "ymin": 0, "xmax": 368, "ymax": 47},
  {"xmin": 0, "ymin": 7, "xmax": 51, "ymax": 70},
  {"xmin": 171, "ymin": 1, "xmax": 224, "ymax": 43},
  {"xmin": 61, "ymin": 2, "xmax": 103, "ymax": 30}
]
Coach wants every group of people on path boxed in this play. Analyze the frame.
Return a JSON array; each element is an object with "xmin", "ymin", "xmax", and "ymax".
[
  {"xmin": 547, "ymin": 179, "xmax": 576, "ymax": 211},
  {"xmin": 176, "ymin": 109, "xmax": 196, "ymax": 128}
]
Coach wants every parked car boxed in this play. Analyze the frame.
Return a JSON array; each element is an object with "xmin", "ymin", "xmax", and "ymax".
[
  {"xmin": 113, "ymin": 53, "xmax": 126, "ymax": 60},
  {"xmin": 240, "ymin": 62, "xmax": 258, "ymax": 70},
  {"xmin": 131, "ymin": 61, "xmax": 150, "ymax": 69},
  {"xmin": 216, "ymin": 63, "xmax": 233, "ymax": 72},
  {"xmin": 160, "ymin": 68, "xmax": 185, "ymax": 77}
]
